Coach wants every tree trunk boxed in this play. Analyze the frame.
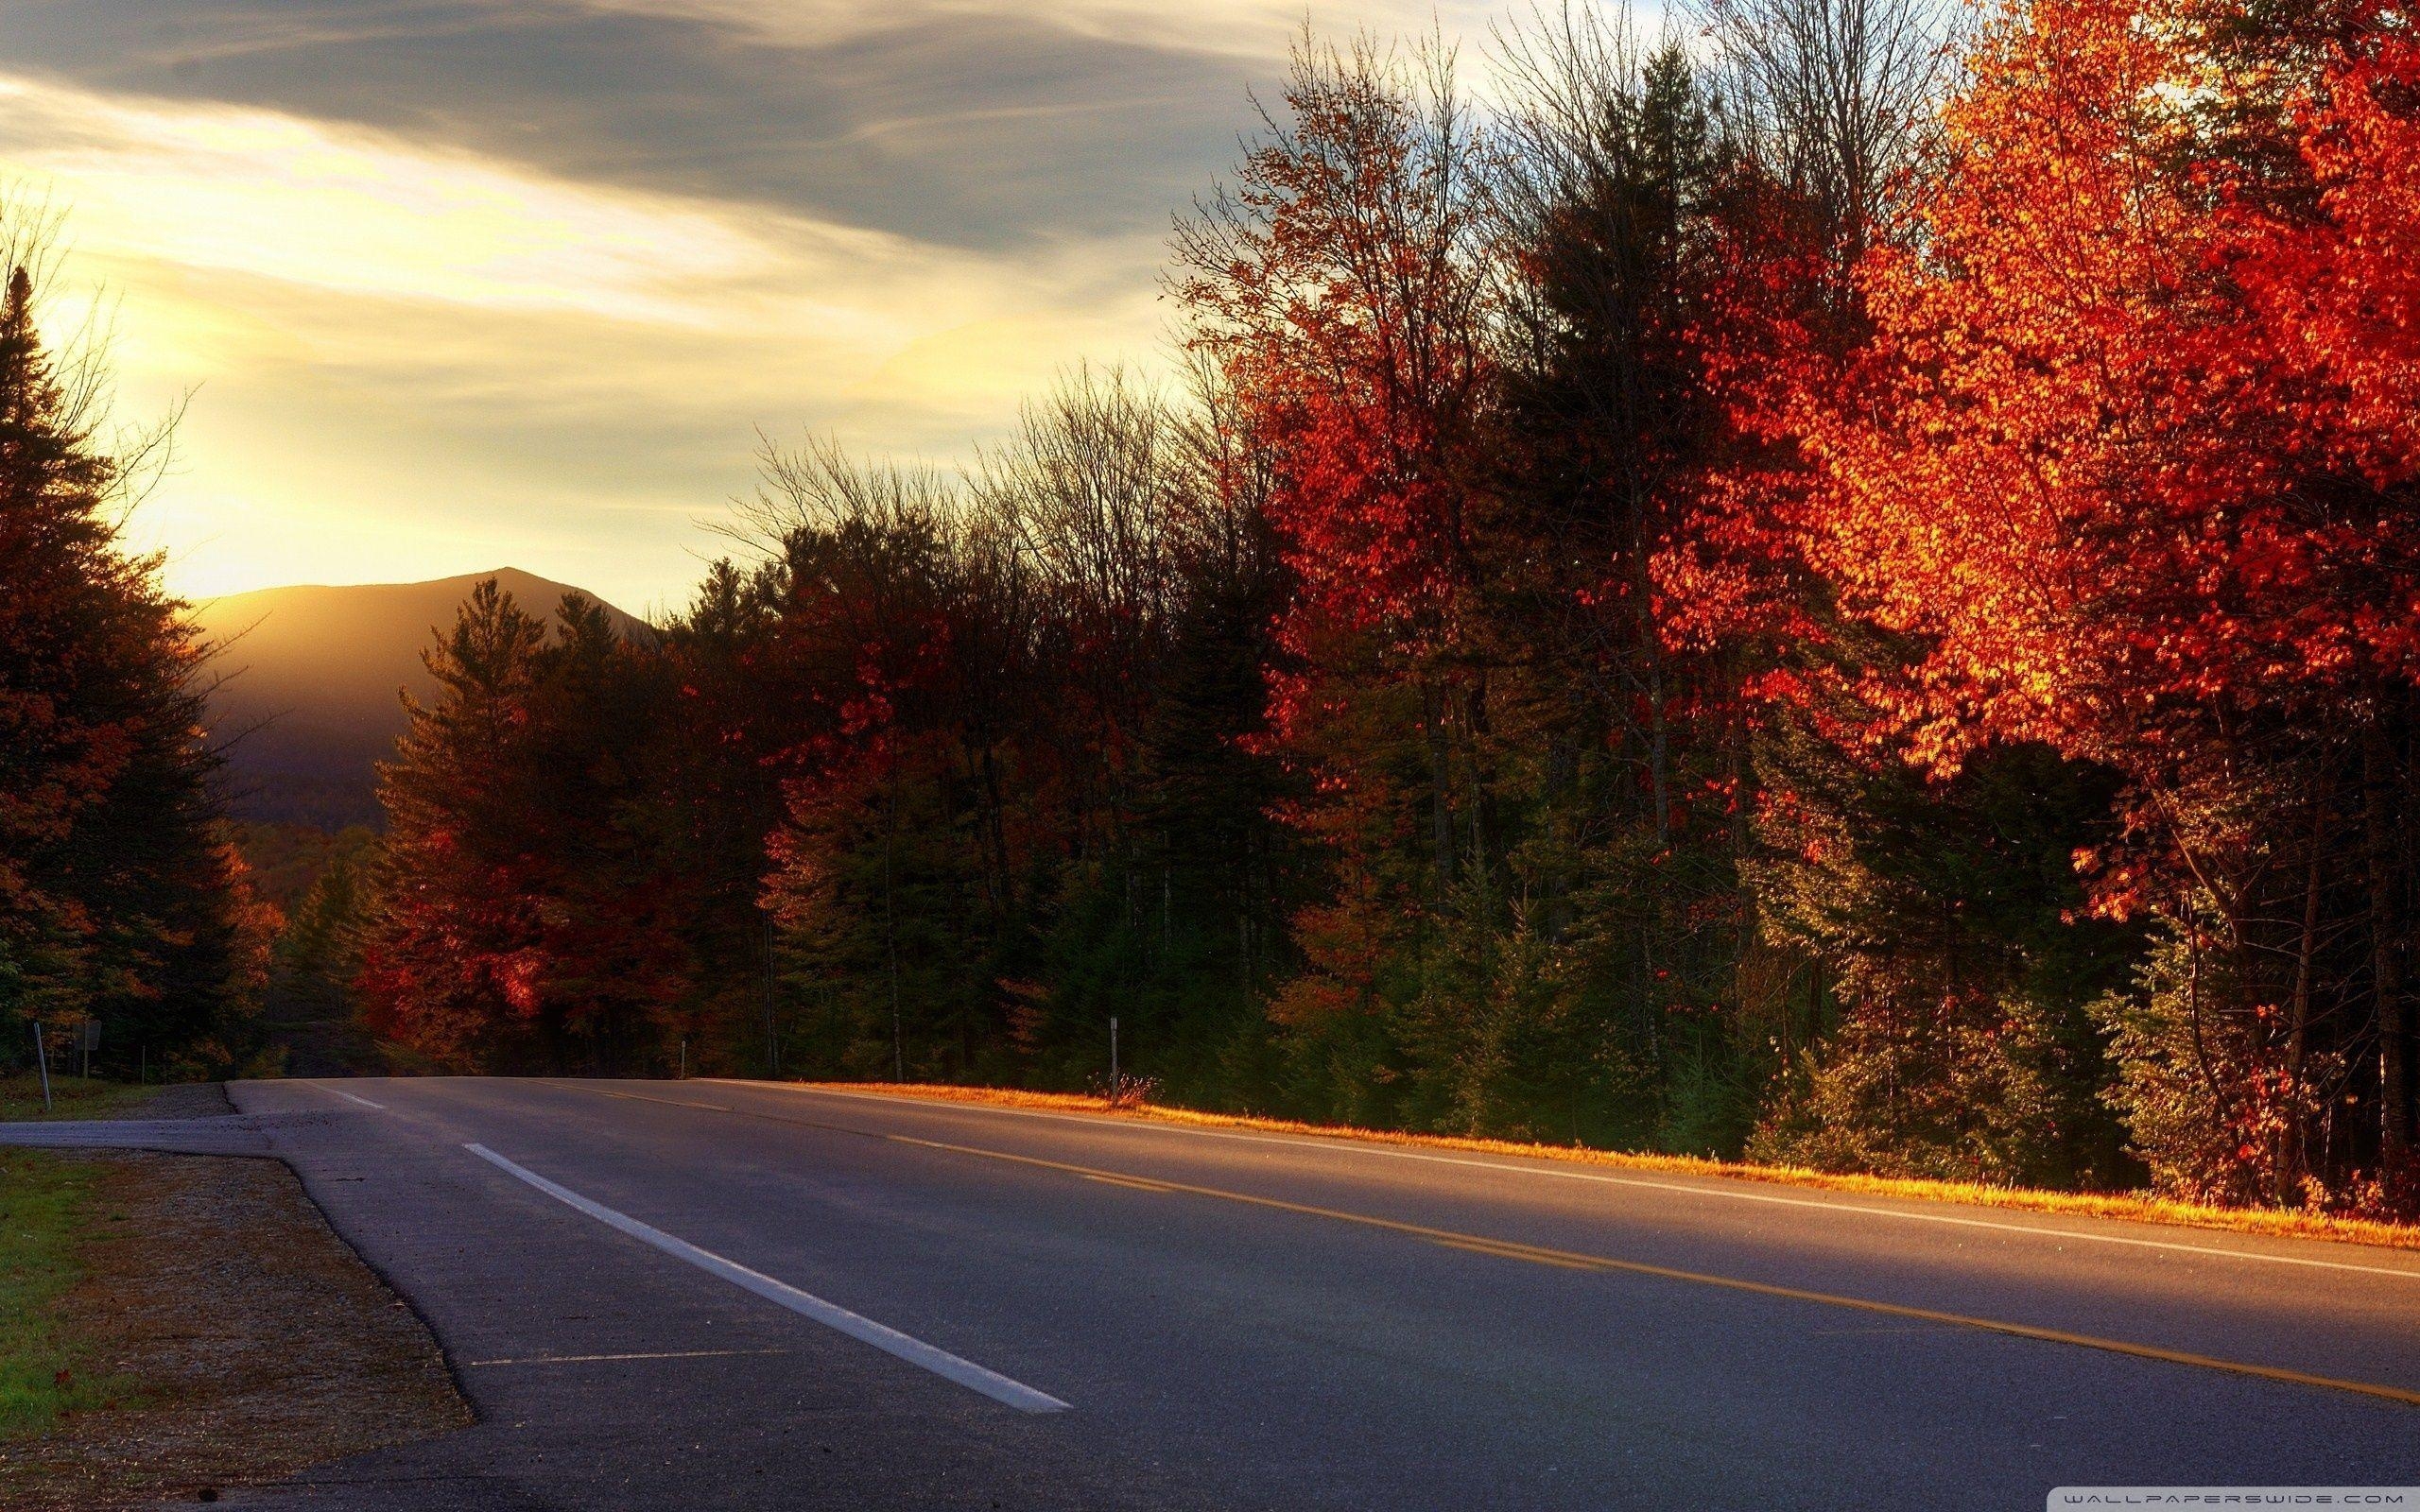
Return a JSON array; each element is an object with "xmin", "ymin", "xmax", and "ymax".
[
  {"xmin": 1634, "ymin": 514, "xmax": 1671, "ymax": 847},
  {"xmin": 2285, "ymin": 796, "xmax": 2325, "ymax": 1194},
  {"xmin": 1463, "ymin": 676, "xmax": 1492, "ymax": 891},
  {"xmin": 1424, "ymin": 679, "xmax": 1456, "ymax": 908},
  {"xmin": 883, "ymin": 776, "xmax": 906, "ymax": 1084},
  {"xmin": 2366, "ymin": 718, "xmax": 2410, "ymax": 1165}
]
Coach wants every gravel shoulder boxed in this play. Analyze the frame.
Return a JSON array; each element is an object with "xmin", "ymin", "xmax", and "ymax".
[{"xmin": 0, "ymin": 1086, "xmax": 470, "ymax": 1509}]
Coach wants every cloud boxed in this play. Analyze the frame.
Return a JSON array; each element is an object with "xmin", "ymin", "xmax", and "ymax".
[
  {"xmin": 0, "ymin": 0, "xmax": 1287, "ymax": 250},
  {"xmin": 0, "ymin": 0, "xmax": 1512, "ymax": 608},
  {"xmin": 0, "ymin": 68, "xmax": 1172, "ymax": 607},
  {"xmin": 561, "ymin": 0, "xmax": 1486, "ymax": 60},
  {"xmin": 0, "ymin": 77, "xmax": 766, "ymax": 323}
]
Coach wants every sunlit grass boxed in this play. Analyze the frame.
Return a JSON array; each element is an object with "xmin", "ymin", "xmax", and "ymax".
[
  {"xmin": 792, "ymin": 1081, "xmax": 2420, "ymax": 1253},
  {"xmin": 0, "ymin": 1075, "xmax": 161, "ymax": 1125},
  {"xmin": 0, "ymin": 1152, "xmax": 127, "ymax": 1438}
]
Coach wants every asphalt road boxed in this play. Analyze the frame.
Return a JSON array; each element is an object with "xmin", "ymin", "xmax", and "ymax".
[{"xmin": 11, "ymin": 1076, "xmax": 2420, "ymax": 1509}]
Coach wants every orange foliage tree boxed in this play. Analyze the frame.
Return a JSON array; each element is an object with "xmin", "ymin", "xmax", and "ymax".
[{"xmin": 1800, "ymin": 0, "xmax": 2420, "ymax": 1206}]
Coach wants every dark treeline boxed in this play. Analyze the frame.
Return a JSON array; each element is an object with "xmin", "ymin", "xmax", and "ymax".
[
  {"xmin": 359, "ymin": 384, "xmax": 1298, "ymax": 1101},
  {"xmin": 342, "ymin": 0, "xmax": 2420, "ymax": 1217},
  {"xmin": 0, "ymin": 206, "xmax": 269, "ymax": 1081}
]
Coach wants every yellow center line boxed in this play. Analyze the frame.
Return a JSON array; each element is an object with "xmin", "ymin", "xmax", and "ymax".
[
  {"xmin": 1431, "ymin": 1235, "xmax": 1600, "ymax": 1271},
  {"xmin": 599, "ymin": 1090, "xmax": 735, "ymax": 1112},
  {"xmin": 579, "ymin": 1085, "xmax": 2420, "ymax": 1409},
  {"xmin": 1084, "ymin": 1173, "xmax": 1181, "ymax": 1193}
]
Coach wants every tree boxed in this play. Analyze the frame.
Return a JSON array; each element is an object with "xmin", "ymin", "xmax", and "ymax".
[
  {"xmin": 1798, "ymin": 0, "xmax": 2420, "ymax": 1209},
  {"xmin": 0, "ymin": 215, "xmax": 262, "ymax": 1075},
  {"xmin": 360, "ymin": 580, "xmax": 673, "ymax": 1071}
]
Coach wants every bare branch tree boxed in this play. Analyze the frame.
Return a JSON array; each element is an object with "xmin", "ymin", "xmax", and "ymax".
[{"xmin": 1689, "ymin": 0, "xmax": 1964, "ymax": 277}]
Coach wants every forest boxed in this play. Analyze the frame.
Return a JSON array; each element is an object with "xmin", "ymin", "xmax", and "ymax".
[{"xmin": 7, "ymin": 0, "xmax": 2419, "ymax": 1219}]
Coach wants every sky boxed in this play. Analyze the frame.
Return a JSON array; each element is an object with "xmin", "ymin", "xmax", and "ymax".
[{"xmin": 0, "ymin": 0, "xmax": 1506, "ymax": 617}]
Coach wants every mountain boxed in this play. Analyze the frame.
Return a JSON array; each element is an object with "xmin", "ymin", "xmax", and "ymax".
[{"xmin": 197, "ymin": 568, "xmax": 652, "ymax": 829}]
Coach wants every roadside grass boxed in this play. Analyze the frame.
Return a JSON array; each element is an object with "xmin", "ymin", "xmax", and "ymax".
[
  {"xmin": 776, "ymin": 1080, "xmax": 2420, "ymax": 1254},
  {"xmin": 0, "ymin": 1153, "xmax": 130, "ymax": 1440},
  {"xmin": 0, "ymin": 1075, "xmax": 162, "ymax": 1125}
]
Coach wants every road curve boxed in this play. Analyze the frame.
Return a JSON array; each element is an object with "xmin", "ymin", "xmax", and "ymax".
[{"xmin": 44, "ymin": 1076, "xmax": 2420, "ymax": 1507}]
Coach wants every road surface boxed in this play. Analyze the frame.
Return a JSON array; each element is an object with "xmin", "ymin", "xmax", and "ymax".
[{"xmin": 9, "ymin": 1076, "xmax": 2419, "ymax": 1508}]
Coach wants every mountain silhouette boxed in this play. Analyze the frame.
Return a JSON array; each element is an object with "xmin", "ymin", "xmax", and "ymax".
[{"xmin": 198, "ymin": 568, "xmax": 652, "ymax": 829}]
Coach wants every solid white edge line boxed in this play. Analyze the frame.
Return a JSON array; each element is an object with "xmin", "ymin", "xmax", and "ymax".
[
  {"xmin": 712, "ymin": 1082, "xmax": 2420, "ymax": 1285},
  {"xmin": 309, "ymin": 1082, "xmax": 386, "ymax": 1110},
  {"xmin": 462, "ymin": 1142, "xmax": 1070, "ymax": 1414}
]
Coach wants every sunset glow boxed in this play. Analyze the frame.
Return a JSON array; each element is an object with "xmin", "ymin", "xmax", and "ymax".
[{"xmin": 0, "ymin": 0, "xmax": 1483, "ymax": 608}]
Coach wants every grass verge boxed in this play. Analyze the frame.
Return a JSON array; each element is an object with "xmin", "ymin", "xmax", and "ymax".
[
  {"xmin": 779, "ymin": 1080, "xmax": 2420, "ymax": 1254},
  {"xmin": 0, "ymin": 1075, "xmax": 162, "ymax": 1125},
  {"xmin": 0, "ymin": 1154, "xmax": 129, "ymax": 1439},
  {"xmin": 0, "ymin": 1148, "xmax": 468, "ymax": 1509}
]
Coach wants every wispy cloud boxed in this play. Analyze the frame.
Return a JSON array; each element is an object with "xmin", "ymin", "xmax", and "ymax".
[
  {"xmin": 562, "ymin": 0, "xmax": 1494, "ymax": 60},
  {"xmin": 0, "ymin": 0, "xmax": 1501, "ymax": 608},
  {"xmin": 0, "ymin": 77, "xmax": 764, "ymax": 323},
  {"xmin": 0, "ymin": 65, "xmax": 1171, "ymax": 606}
]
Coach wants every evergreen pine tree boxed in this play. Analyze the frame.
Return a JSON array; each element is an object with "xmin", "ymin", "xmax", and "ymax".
[{"xmin": 0, "ymin": 260, "xmax": 262, "ymax": 1073}]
